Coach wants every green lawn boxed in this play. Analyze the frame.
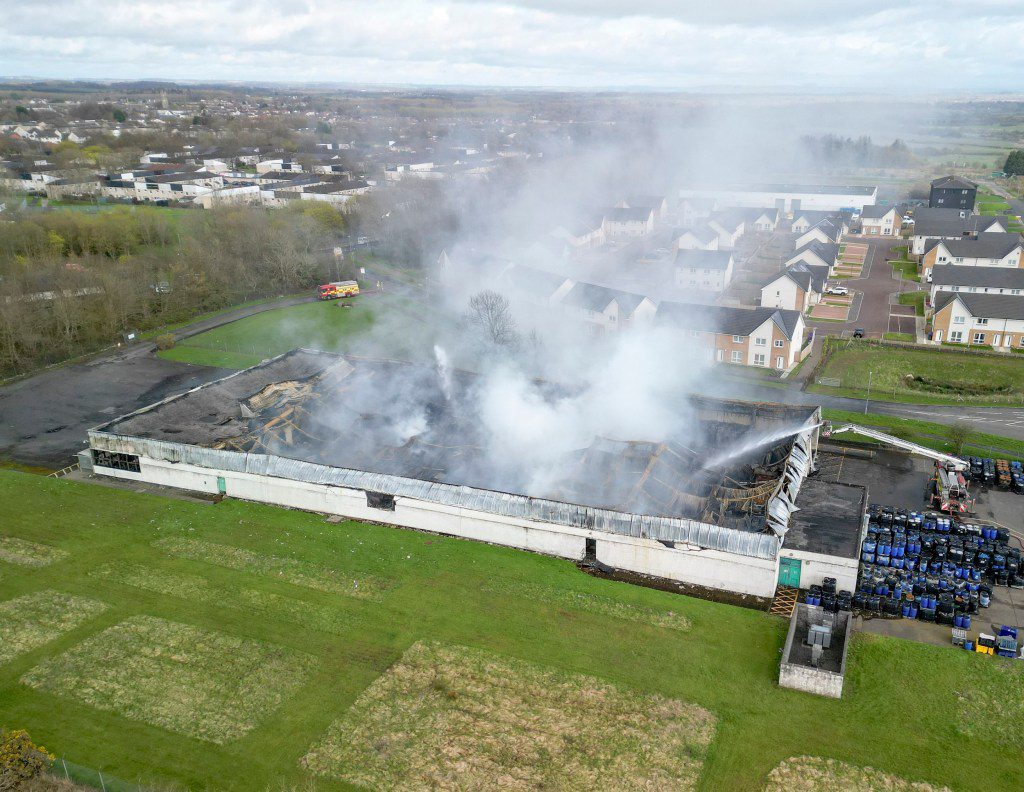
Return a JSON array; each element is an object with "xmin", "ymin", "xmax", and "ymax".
[
  {"xmin": 157, "ymin": 294, "xmax": 436, "ymax": 369},
  {"xmin": 811, "ymin": 340, "xmax": 1024, "ymax": 405},
  {"xmin": 890, "ymin": 260, "xmax": 920, "ymax": 282},
  {"xmin": 0, "ymin": 471, "xmax": 1021, "ymax": 791},
  {"xmin": 897, "ymin": 291, "xmax": 925, "ymax": 316},
  {"xmin": 882, "ymin": 332, "xmax": 915, "ymax": 343}
]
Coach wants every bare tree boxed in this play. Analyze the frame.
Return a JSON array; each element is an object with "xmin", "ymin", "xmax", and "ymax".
[
  {"xmin": 947, "ymin": 421, "xmax": 971, "ymax": 456},
  {"xmin": 466, "ymin": 290, "xmax": 520, "ymax": 351}
]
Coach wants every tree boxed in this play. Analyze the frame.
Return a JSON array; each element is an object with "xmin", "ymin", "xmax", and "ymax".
[
  {"xmin": 1004, "ymin": 150, "xmax": 1024, "ymax": 176},
  {"xmin": 947, "ymin": 421, "xmax": 971, "ymax": 456},
  {"xmin": 466, "ymin": 290, "xmax": 520, "ymax": 351},
  {"xmin": 0, "ymin": 728, "xmax": 54, "ymax": 790},
  {"xmin": 112, "ymin": 108, "xmax": 126, "ymax": 123},
  {"xmin": 14, "ymin": 106, "xmax": 29, "ymax": 119}
]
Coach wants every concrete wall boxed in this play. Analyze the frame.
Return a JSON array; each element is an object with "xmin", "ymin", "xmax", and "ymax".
[
  {"xmin": 596, "ymin": 534, "xmax": 778, "ymax": 597},
  {"xmin": 100, "ymin": 455, "xmax": 588, "ymax": 561},
  {"xmin": 780, "ymin": 548, "xmax": 858, "ymax": 592},
  {"xmin": 93, "ymin": 454, "xmax": 778, "ymax": 596},
  {"xmin": 779, "ymin": 660, "xmax": 844, "ymax": 699}
]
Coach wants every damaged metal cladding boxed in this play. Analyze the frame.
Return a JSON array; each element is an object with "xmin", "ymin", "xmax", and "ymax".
[{"xmin": 89, "ymin": 350, "xmax": 822, "ymax": 562}]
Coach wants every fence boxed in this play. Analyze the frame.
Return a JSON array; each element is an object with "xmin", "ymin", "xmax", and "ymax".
[{"xmin": 53, "ymin": 757, "xmax": 146, "ymax": 792}]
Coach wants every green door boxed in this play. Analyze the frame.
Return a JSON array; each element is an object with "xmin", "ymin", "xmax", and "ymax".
[
  {"xmin": 778, "ymin": 557, "xmax": 801, "ymax": 588},
  {"xmin": 216, "ymin": 476, "xmax": 226, "ymax": 495}
]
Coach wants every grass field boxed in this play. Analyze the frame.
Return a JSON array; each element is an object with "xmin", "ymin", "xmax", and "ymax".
[
  {"xmin": 157, "ymin": 294, "xmax": 436, "ymax": 370},
  {"xmin": 812, "ymin": 340, "xmax": 1024, "ymax": 405},
  {"xmin": 0, "ymin": 471, "xmax": 1022, "ymax": 790}
]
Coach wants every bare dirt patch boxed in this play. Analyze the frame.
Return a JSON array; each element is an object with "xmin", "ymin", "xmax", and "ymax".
[
  {"xmin": 0, "ymin": 590, "xmax": 107, "ymax": 665},
  {"xmin": 0, "ymin": 536, "xmax": 69, "ymax": 567},
  {"xmin": 152, "ymin": 537, "xmax": 390, "ymax": 600},
  {"xmin": 302, "ymin": 640, "xmax": 715, "ymax": 791},
  {"xmin": 21, "ymin": 615, "xmax": 315, "ymax": 744},
  {"xmin": 765, "ymin": 757, "xmax": 950, "ymax": 791}
]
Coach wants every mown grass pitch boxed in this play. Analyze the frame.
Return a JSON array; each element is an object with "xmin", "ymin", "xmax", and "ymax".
[
  {"xmin": 21, "ymin": 615, "xmax": 315, "ymax": 744},
  {"xmin": 303, "ymin": 641, "xmax": 715, "ymax": 791},
  {"xmin": 0, "ymin": 470, "xmax": 1022, "ymax": 791}
]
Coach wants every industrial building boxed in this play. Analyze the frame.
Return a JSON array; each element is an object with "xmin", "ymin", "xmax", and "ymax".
[
  {"xmin": 678, "ymin": 183, "xmax": 878, "ymax": 213},
  {"xmin": 85, "ymin": 351, "xmax": 865, "ymax": 600}
]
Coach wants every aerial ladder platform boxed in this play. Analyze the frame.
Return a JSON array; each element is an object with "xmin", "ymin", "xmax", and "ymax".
[{"xmin": 822, "ymin": 422, "xmax": 968, "ymax": 471}]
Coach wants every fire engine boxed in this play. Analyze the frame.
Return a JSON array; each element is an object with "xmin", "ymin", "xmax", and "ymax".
[{"xmin": 317, "ymin": 280, "xmax": 359, "ymax": 300}]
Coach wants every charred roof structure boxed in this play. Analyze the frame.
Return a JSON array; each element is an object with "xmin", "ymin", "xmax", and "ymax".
[{"xmin": 88, "ymin": 350, "xmax": 832, "ymax": 598}]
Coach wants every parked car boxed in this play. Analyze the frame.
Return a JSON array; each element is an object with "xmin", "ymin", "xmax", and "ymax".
[
  {"xmin": 826, "ymin": 284, "xmax": 849, "ymax": 296},
  {"xmin": 853, "ymin": 328, "xmax": 865, "ymax": 338}
]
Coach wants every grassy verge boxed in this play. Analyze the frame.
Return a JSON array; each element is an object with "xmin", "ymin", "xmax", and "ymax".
[
  {"xmin": 139, "ymin": 295, "xmax": 304, "ymax": 340},
  {"xmin": 0, "ymin": 471, "xmax": 1021, "ymax": 791},
  {"xmin": 810, "ymin": 339, "xmax": 1024, "ymax": 406},
  {"xmin": 156, "ymin": 294, "xmax": 433, "ymax": 370},
  {"xmin": 822, "ymin": 408, "xmax": 1024, "ymax": 460},
  {"xmin": 882, "ymin": 333, "xmax": 915, "ymax": 342},
  {"xmin": 898, "ymin": 291, "xmax": 925, "ymax": 316}
]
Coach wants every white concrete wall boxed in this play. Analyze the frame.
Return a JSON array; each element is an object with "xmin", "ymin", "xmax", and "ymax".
[
  {"xmin": 92, "ymin": 453, "xmax": 779, "ymax": 596},
  {"xmin": 780, "ymin": 548, "xmax": 858, "ymax": 592},
  {"xmin": 596, "ymin": 535, "xmax": 778, "ymax": 597}
]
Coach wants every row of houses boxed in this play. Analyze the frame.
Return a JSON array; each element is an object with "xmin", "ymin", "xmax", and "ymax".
[{"xmin": 444, "ymin": 254, "xmax": 811, "ymax": 371}]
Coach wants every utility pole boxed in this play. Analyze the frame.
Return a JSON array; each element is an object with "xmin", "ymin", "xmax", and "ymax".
[{"xmin": 864, "ymin": 369, "xmax": 873, "ymax": 415}]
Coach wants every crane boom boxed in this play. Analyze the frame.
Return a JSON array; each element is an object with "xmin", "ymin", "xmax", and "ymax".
[{"xmin": 824, "ymin": 422, "xmax": 968, "ymax": 471}]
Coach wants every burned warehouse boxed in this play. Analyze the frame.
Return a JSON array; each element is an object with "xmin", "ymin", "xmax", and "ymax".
[{"xmin": 84, "ymin": 350, "xmax": 864, "ymax": 598}]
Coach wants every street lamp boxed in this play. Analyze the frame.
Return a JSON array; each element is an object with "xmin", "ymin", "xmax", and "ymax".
[{"xmin": 864, "ymin": 370, "xmax": 873, "ymax": 415}]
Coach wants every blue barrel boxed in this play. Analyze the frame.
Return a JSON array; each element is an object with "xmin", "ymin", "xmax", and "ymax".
[
  {"xmin": 878, "ymin": 556, "xmax": 890, "ymax": 567},
  {"xmin": 964, "ymin": 640, "xmax": 974, "ymax": 651},
  {"xmin": 909, "ymin": 605, "xmax": 918, "ymax": 619},
  {"xmin": 963, "ymin": 614, "xmax": 971, "ymax": 630},
  {"xmin": 902, "ymin": 603, "xmax": 911, "ymax": 617},
  {"xmin": 954, "ymin": 614, "xmax": 964, "ymax": 628}
]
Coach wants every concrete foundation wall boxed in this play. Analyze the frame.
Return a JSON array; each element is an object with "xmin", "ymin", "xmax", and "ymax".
[
  {"xmin": 597, "ymin": 535, "xmax": 778, "ymax": 597},
  {"xmin": 779, "ymin": 662, "xmax": 844, "ymax": 699},
  {"xmin": 93, "ymin": 454, "xmax": 778, "ymax": 595}
]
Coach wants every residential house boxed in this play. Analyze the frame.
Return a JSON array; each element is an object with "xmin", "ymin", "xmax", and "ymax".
[
  {"xmin": 621, "ymin": 195, "xmax": 668, "ymax": 221},
  {"xmin": 678, "ymin": 184, "xmax": 877, "ymax": 213},
  {"xmin": 760, "ymin": 262, "xmax": 829, "ymax": 312},
  {"xmin": 859, "ymin": 205, "xmax": 903, "ymax": 237},
  {"xmin": 920, "ymin": 234, "xmax": 1024, "ymax": 280},
  {"xmin": 790, "ymin": 210, "xmax": 850, "ymax": 235},
  {"xmin": 928, "ymin": 265, "xmax": 1024, "ymax": 303},
  {"xmin": 558, "ymin": 282, "xmax": 658, "ymax": 332},
  {"xmin": 602, "ymin": 207, "xmax": 656, "ymax": 240},
  {"xmin": 673, "ymin": 224, "xmax": 720, "ymax": 251},
  {"xmin": 706, "ymin": 210, "xmax": 746, "ymax": 249},
  {"xmin": 675, "ymin": 249, "xmax": 735, "ymax": 291},
  {"xmin": 785, "ymin": 241, "xmax": 840, "ymax": 271},
  {"xmin": 910, "ymin": 211, "xmax": 1005, "ymax": 255},
  {"xmin": 656, "ymin": 302, "xmax": 807, "ymax": 371},
  {"xmin": 931, "ymin": 291, "xmax": 1024, "ymax": 350},
  {"xmin": 794, "ymin": 217, "xmax": 845, "ymax": 249},
  {"xmin": 742, "ymin": 207, "xmax": 781, "ymax": 233},
  {"xmin": 929, "ymin": 175, "xmax": 977, "ymax": 211},
  {"xmin": 554, "ymin": 215, "xmax": 606, "ymax": 251}
]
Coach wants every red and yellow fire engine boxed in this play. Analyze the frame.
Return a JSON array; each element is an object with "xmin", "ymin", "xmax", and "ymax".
[{"xmin": 317, "ymin": 280, "xmax": 360, "ymax": 300}]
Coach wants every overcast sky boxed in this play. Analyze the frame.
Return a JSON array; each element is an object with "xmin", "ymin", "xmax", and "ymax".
[{"xmin": 3, "ymin": 0, "xmax": 1024, "ymax": 91}]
